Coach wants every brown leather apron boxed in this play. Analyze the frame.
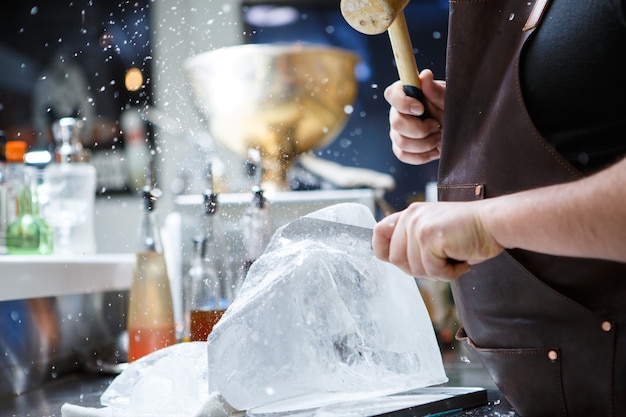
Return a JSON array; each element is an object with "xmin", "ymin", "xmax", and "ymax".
[{"xmin": 437, "ymin": 1, "xmax": 626, "ymax": 416}]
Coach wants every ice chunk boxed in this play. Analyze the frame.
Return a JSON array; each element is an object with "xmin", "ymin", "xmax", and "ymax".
[
  {"xmin": 207, "ymin": 203, "xmax": 447, "ymax": 411},
  {"xmin": 62, "ymin": 342, "xmax": 235, "ymax": 417},
  {"xmin": 100, "ymin": 342, "xmax": 210, "ymax": 416}
]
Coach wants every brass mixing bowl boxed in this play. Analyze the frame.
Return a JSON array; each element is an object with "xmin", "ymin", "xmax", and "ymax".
[{"xmin": 184, "ymin": 43, "xmax": 360, "ymax": 190}]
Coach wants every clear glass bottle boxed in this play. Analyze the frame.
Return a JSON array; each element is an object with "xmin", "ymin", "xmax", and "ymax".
[
  {"xmin": 242, "ymin": 149, "xmax": 272, "ymax": 278},
  {"xmin": 187, "ymin": 236, "xmax": 225, "ymax": 342},
  {"xmin": 126, "ymin": 163, "xmax": 176, "ymax": 361},
  {"xmin": 40, "ymin": 117, "xmax": 97, "ymax": 255},
  {"xmin": 186, "ymin": 163, "xmax": 231, "ymax": 342},
  {"xmin": 4, "ymin": 140, "xmax": 53, "ymax": 255},
  {"xmin": 120, "ymin": 107, "xmax": 150, "ymax": 192}
]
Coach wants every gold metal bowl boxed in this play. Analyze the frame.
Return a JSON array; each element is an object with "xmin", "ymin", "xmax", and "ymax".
[{"xmin": 184, "ymin": 43, "xmax": 360, "ymax": 190}]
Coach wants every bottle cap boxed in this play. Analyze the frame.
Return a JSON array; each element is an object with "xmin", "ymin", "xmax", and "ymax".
[{"xmin": 5, "ymin": 140, "xmax": 28, "ymax": 162}]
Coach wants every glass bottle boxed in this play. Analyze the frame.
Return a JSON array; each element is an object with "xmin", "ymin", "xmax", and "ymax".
[
  {"xmin": 120, "ymin": 107, "xmax": 150, "ymax": 192},
  {"xmin": 5, "ymin": 141, "xmax": 53, "ymax": 255},
  {"xmin": 186, "ymin": 163, "xmax": 231, "ymax": 342},
  {"xmin": 242, "ymin": 149, "xmax": 272, "ymax": 278},
  {"xmin": 4, "ymin": 140, "xmax": 32, "ymax": 226},
  {"xmin": 40, "ymin": 117, "xmax": 97, "ymax": 255},
  {"xmin": 126, "ymin": 161, "xmax": 176, "ymax": 361}
]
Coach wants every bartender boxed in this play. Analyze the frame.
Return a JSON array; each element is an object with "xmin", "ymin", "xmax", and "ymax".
[{"xmin": 372, "ymin": 0, "xmax": 626, "ymax": 416}]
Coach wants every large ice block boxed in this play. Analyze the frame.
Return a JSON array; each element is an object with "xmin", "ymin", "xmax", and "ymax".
[{"xmin": 207, "ymin": 203, "xmax": 447, "ymax": 412}]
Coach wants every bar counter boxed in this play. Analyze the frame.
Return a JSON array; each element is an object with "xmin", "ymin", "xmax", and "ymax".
[{"xmin": 0, "ymin": 345, "xmax": 517, "ymax": 417}]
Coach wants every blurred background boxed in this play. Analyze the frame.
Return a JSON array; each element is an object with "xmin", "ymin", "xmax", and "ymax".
[{"xmin": 0, "ymin": 0, "xmax": 449, "ymax": 252}]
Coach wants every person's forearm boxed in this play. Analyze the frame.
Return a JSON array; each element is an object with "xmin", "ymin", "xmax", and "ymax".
[{"xmin": 480, "ymin": 157, "xmax": 626, "ymax": 262}]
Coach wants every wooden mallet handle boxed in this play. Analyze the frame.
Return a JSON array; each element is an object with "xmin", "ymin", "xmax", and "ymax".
[{"xmin": 341, "ymin": 0, "xmax": 429, "ymax": 119}]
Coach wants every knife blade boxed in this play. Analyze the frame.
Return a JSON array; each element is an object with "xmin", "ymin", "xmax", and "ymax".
[{"xmin": 279, "ymin": 217, "xmax": 373, "ymax": 249}]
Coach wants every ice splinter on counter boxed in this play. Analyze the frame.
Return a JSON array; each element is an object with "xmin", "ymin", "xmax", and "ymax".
[
  {"xmin": 127, "ymin": 158, "xmax": 177, "ymax": 362},
  {"xmin": 207, "ymin": 202, "xmax": 448, "ymax": 412}
]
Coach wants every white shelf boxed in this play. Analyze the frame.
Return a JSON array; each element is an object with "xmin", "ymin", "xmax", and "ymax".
[{"xmin": 0, "ymin": 253, "xmax": 135, "ymax": 302}]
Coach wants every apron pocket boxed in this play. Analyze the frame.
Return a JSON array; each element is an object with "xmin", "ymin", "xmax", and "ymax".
[{"xmin": 457, "ymin": 326, "xmax": 567, "ymax": 417}]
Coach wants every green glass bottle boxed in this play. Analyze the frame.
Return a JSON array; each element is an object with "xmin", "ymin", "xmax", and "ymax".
[{"xmin": 5, "ymin": 141, "xmax": 53, "ymax": 255}]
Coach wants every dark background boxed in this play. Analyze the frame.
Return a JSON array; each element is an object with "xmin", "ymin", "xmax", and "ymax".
[{"xmin": 0, "ymin": 0, "xmax": 153, "ymax": 192}]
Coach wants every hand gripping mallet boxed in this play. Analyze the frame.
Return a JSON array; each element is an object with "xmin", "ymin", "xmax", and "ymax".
[{"xmin": 340, "ymin": 0, "xmax": 429, "ymax": 119}]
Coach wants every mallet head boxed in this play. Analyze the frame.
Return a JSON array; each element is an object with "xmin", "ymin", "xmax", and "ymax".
[{"xmin": 340, "ymin": 0, "xmax": 411, "ymax": 35}]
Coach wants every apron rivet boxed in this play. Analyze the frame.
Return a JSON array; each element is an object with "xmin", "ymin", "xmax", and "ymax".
[
  {"xmin": 474, "ymin": 185, "xmax": 482, "ymax": 196},
  {"xmin": 601, "ymin": 321, "xmax": 612, "ymax": 332},
  {"xmin": 548, "ymin": 350, "xmax": 558, "ymax": 361}
]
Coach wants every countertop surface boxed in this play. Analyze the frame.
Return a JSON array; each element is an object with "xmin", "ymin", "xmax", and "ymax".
[
  {"xmin": 0, "ymin": 253, "xmax": 135, "ymax": 302},
  {"xmin": 0, "ymin": 345, "xmax": 518, "ymax": 417}
]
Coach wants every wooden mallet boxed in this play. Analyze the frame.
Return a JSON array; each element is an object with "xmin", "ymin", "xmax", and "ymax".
[{"xmin": 340, "ymin": 0, "xmax": 429, "ymax": 119}]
